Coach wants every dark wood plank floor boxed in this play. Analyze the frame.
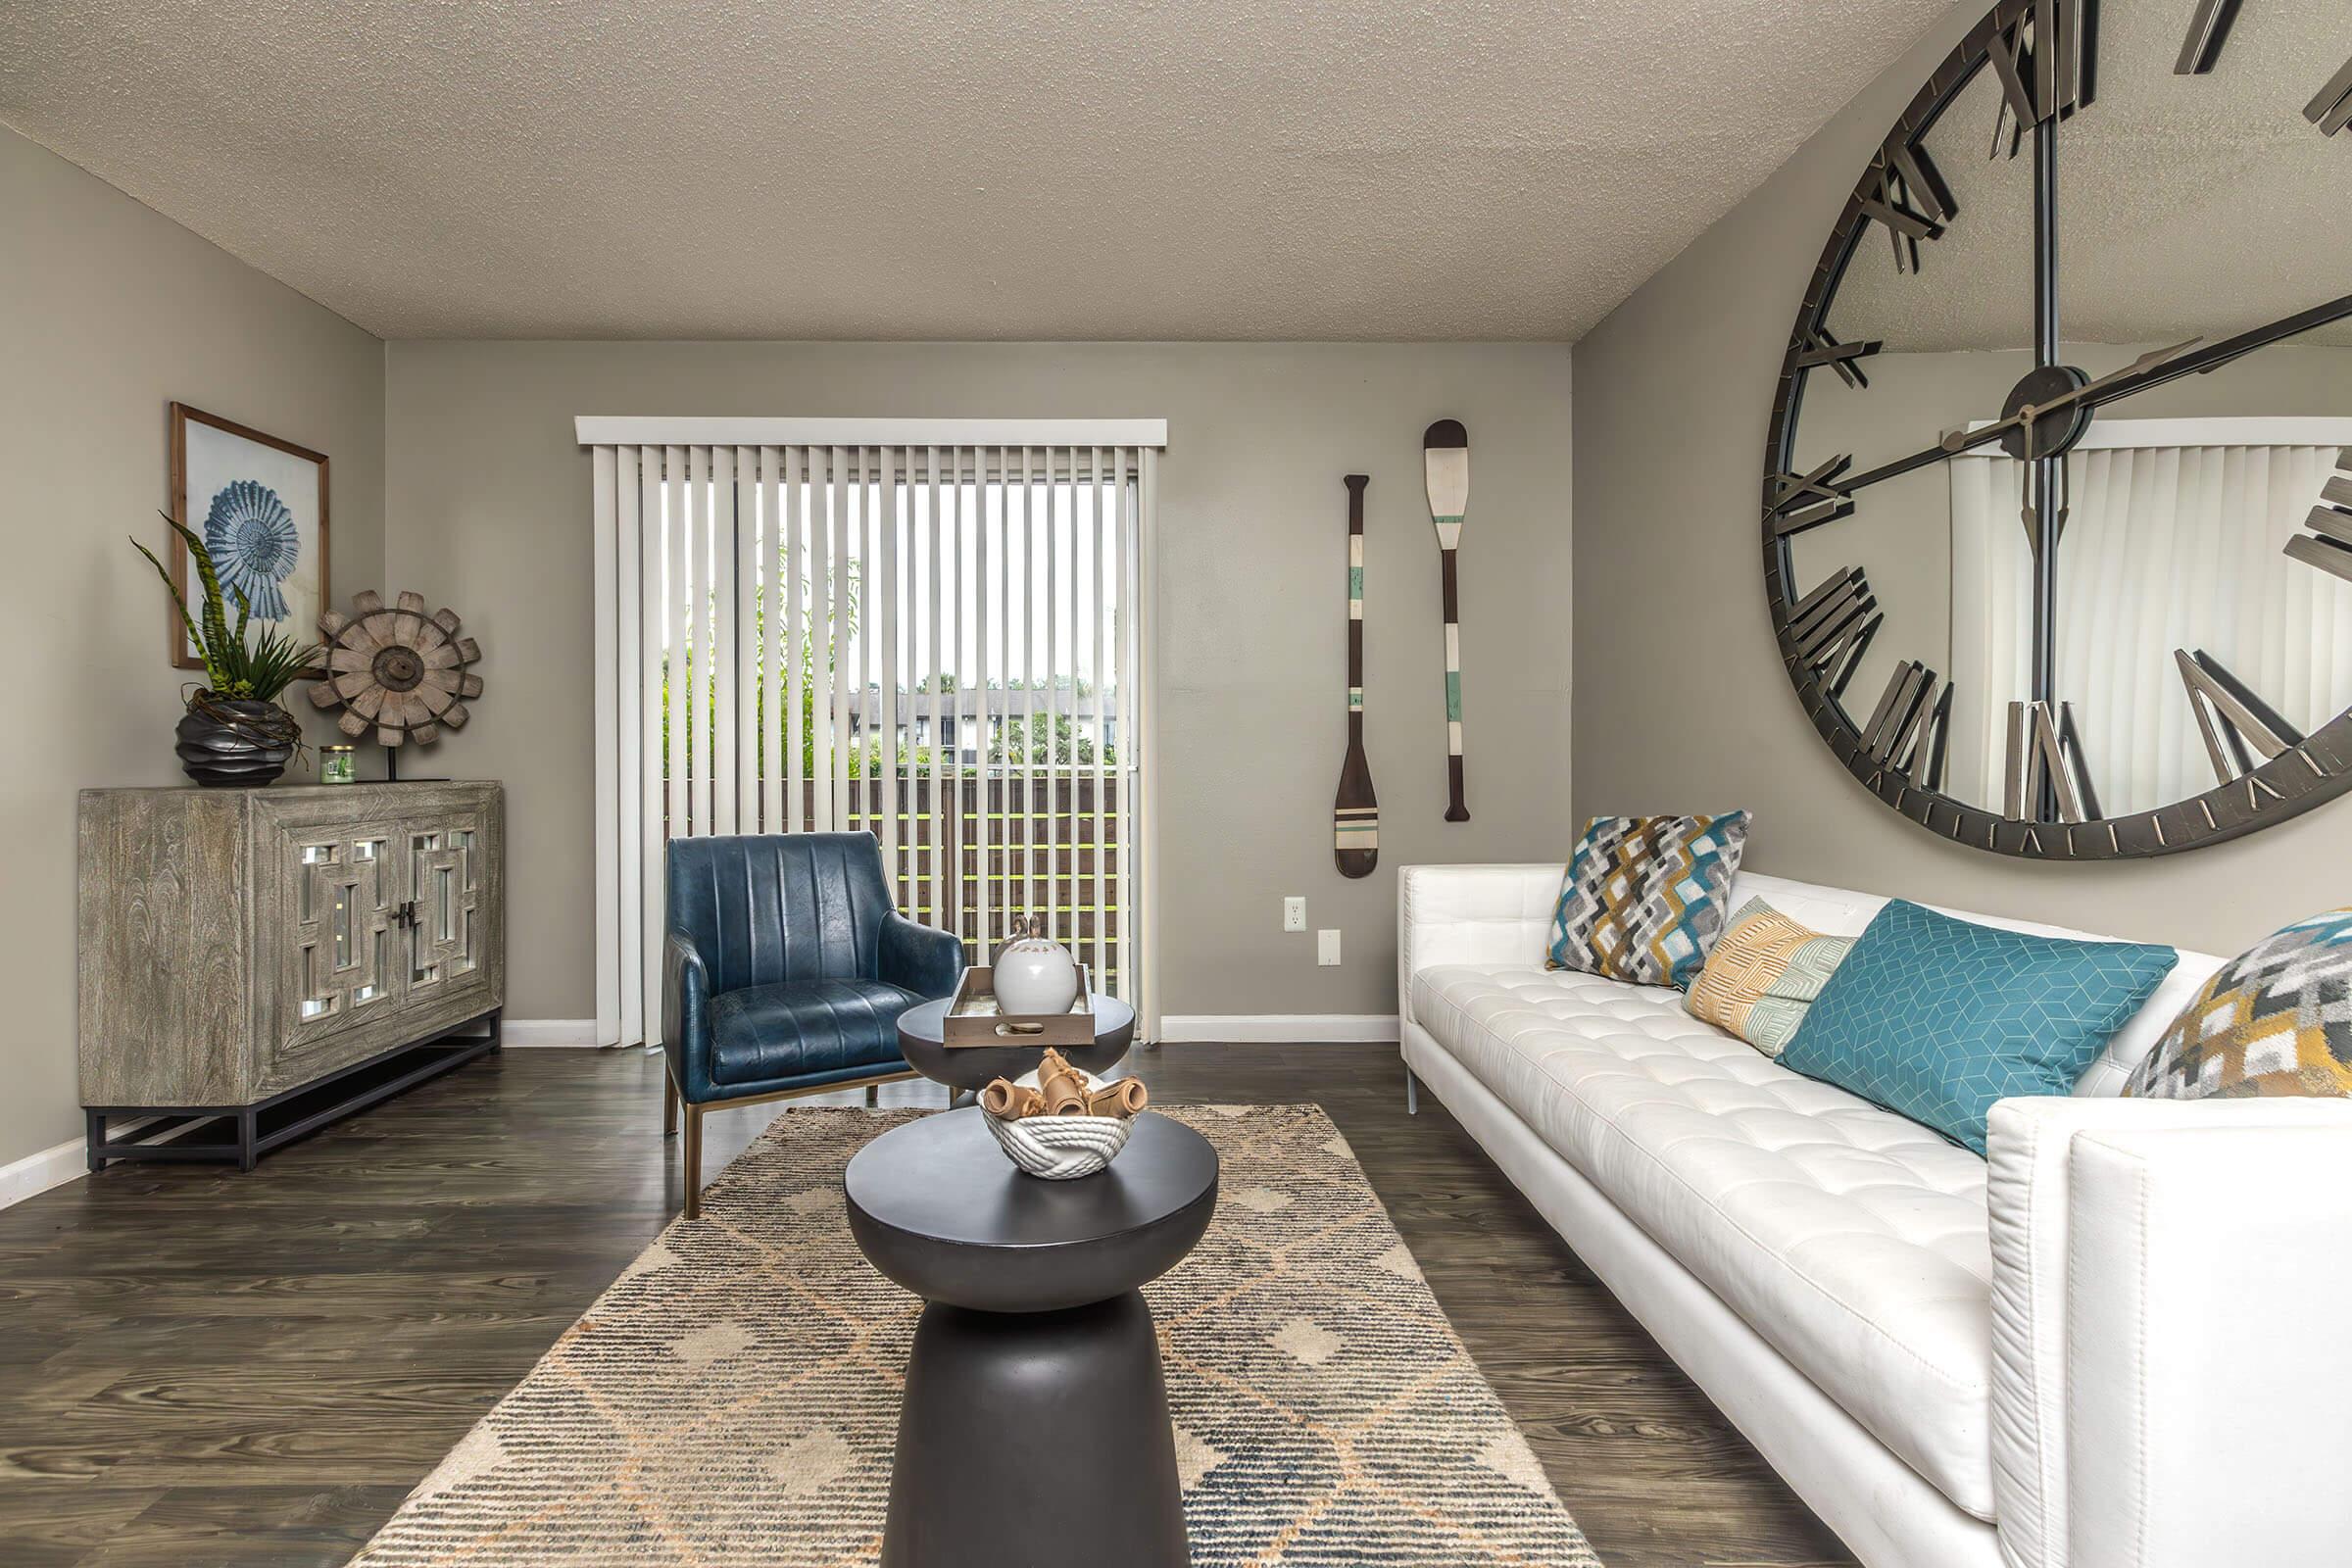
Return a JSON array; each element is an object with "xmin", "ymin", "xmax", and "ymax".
[{"xmin": 0, "ymin": 1045, "xmax": 1855, "ymax": 1568}]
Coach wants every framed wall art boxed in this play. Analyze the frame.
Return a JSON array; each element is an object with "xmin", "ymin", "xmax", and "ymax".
[{"xmin": 168, "ymin": 402, "xmax": 328, "ymax": 673}]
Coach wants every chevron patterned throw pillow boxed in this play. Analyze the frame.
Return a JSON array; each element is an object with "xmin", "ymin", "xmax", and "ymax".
[{"xmin": 1546, "ymin": 812, "xmax": 1750, "ymax": 991}]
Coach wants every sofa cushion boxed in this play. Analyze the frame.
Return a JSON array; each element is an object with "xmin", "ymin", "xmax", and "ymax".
[
  {"xmin": 709, "ymin": 978, "xmax": 923, "ymax": 1087},
  {"xmin": 1411, "ymin": 960, "xmax": 1998, "ymax": 1522},
  {"xmin": 1782, "ymin": 901, "xmax": 2178, "ymax": 1155}
]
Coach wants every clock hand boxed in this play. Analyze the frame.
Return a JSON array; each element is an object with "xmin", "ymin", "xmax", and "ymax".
[
  {"xmin": 2063, "ymin": 292, "xmax": 2352, "ymax": 415},
  {"xmin": 1941, "ymin": 338, "xmax": 2204, "ymax": 457},
  {"xmin": 1774, "ymin": 338, "xmax": 2202, "ymax": 527}
]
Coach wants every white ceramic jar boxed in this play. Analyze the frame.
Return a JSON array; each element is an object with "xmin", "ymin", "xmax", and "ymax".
[{"xmin": 993, "ymin": 917, "xmax": 1081, "ymax": 1016}]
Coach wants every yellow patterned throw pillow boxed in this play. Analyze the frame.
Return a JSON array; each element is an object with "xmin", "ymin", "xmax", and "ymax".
[
  {"xmin": 2124, "ymin": 907, "xmax": 2352, "ymax": 1100},
  {"xmin": 1685, "ymin": 898, "xmax": 1855, "ymax": 1057}
]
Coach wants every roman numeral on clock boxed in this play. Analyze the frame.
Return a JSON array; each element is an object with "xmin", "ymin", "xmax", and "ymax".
[
  {"xmin": 2004, "ymin": 699, "xmax": 2099, "ymax": 822},
  {"xmin": 1787, "ymin": 567, "xmax": 1882, "ymax": 696},
  {"xmin": 1794, "ymin": 326, "xmax": 1885, "ymax": 390},
  {"xmin": 1989, "ymin": 0, "xmax": 2091, "ymax": 156},
  {"xmin": 2175, "ymin": 0, "xmax": 2242, "ymax": 75},
  {"xmin": 2283, "ymin": 450, "xmax": 2352, "ymax": 582},
  {"xmin": 2308, "ymin": 57, "xmax": 2352, "ymax": 138},
  {"xmin": 1857, "ymin": 136, "xmax": 1953, "ymax": 272},
  {"xmin": 2177, "ymin": 648, "xmax": 2305, "ymax": 786},
  {"xmin": 1765, "ymin": 456, "xmax": 1855, "ymax": 536},
  {"xmin": 1862, "ymin": 662, "xmax": 1952, "ymax": 791}
]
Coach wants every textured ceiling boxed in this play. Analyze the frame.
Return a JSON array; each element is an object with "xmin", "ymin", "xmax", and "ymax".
[
  {"xmin": 0, "ymin": 0, "xmax": 1958, "ymax": 341},
  {"xmin": 1829, "ymin": 0, "xmax": 2352, "ymax": 352}
]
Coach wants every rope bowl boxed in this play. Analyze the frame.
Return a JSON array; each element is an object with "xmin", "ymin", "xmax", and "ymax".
[{"xmin": 982, "ymin": 1068, "xmax": 1136, "ymax": 1180}]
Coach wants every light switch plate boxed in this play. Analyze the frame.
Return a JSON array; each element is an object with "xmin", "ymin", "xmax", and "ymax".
[
  {"xmin": 1283, "ymin": 897, "xmax": 1306, "ymax": 932},
  {"xmin": 1317, "ymin": 928, "xmax": 1342, "ymax": 966}
]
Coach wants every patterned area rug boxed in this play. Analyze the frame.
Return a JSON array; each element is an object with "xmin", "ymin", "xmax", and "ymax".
[{"xmin": 350, "ymin": 1104, "xmax": 1600, "ymax": 1566}]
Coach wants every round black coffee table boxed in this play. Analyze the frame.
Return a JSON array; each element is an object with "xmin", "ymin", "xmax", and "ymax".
[
  {"xmin": 896, "ymin": 992, "xmax": 1136, "ymax": 1102},
  {"xmin": 845, "ymin": 1107, "xmax": 1217, "ymax": 1568}
]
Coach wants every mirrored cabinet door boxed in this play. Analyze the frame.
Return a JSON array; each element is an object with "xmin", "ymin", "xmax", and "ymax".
[
  {"xmin": 277, "ymin": 822, "xmax": 405, "ymax": 1056},
  {"xmin": 406, "ymin": 818, "xmax": 487, "ymax": 1004}
]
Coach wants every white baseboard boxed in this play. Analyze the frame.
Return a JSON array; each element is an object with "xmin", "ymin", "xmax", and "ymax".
[
  {"xmin": 501, "ymin": 1018, "xmax": 603, "ymax": 1047},
  {"xmin": 1, "ymin": 1132, "xmax": 91, "ymax": 1209},
  {"xmin": 1157, "ymin": 1014, "xmax": 1399, "ymax": 1044}
]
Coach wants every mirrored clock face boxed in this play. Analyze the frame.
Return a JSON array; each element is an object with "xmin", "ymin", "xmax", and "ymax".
[{"xmin": 1766, "ymin": 0, "xmax": 2352, "ymax": 859}]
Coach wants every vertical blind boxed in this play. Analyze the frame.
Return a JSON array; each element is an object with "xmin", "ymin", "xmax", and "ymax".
[
  {"xmin": 583, "ymin": 420, "xmax": 1165, "ymax": 1050},
  {"xmin": 1950, "ymin": 419, "xmax": 2352, "ymax": 815}
]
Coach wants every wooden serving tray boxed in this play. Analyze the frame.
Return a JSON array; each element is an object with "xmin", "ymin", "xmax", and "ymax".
[{"xmin": 943, "ymin": 964, "xmax": 1097, "ymax": 1047}]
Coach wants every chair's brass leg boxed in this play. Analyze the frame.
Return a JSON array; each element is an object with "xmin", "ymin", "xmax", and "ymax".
[
  {"xmin": 683, "ymin": 1103, "xmax": 705, "ymax": 1221},
  {"xmin": 663, "ymin": 1071, "xmax": 678, "ymax": 1137},
  {"xmin": 865, "ymin": 1082, "xmax": 880, "ymax": 1107}
]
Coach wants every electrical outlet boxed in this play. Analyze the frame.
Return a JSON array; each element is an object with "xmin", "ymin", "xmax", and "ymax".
[
  {"xmin": 1317, "ymin": 928, "xmax": 1342, "ymax": 966},
  {"xmin": 1283, "ymin": 897, "xmax": 1306, "ymax": 932}
]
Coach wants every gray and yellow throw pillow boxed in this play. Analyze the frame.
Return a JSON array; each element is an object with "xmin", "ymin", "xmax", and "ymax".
[
  {"xmin": 2125, "ymin": 907, "xmax": 2352, "ymax": 1101},
  {"xmin": 1684, "ymin": 898, "xmax": 1855, "ymax": 1057},
  {"xmin": 1546, "ymin": 811, "xmax": 1750, "ymax": 990}
]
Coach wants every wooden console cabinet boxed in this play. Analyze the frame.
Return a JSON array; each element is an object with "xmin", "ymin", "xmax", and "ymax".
[{"xmin": 77, "ymin": 781, "xmax": 506, "ymax": 1169}]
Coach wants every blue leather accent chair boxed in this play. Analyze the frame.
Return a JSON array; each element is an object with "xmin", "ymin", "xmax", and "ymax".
[{"xmin": 662, "ymin": 832, "xmax": 962, "ymax": 1216}]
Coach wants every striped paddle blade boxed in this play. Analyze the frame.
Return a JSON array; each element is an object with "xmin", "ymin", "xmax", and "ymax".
[
  {"xmin": 1335, "ymin": 474, "xmax": 1378, "ymax": 876},
  {"xmin": 1425, "ymin": 420, "xmax": 1470, "ymax": 822}
]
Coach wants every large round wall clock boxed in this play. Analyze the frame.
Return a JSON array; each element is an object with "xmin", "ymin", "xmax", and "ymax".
[{"xmin": 1763, "ymin": 0, "xmax": 2352, "ymax": 859}]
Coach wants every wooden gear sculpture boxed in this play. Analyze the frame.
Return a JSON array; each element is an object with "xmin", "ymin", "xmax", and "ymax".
[{"xmin": 308, "ymin": 590, "xmax": 483, "ymax": 750}]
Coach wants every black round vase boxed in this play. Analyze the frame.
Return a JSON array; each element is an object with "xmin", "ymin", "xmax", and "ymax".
[{"xmin": 175, "ymin": 699, "xmax": 296, "ymax": 788}]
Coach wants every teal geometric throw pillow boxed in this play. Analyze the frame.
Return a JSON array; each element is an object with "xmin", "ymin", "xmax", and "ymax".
[{"xmin": 1780, "ymin": 899, "xmax": 2178, "ymax": 1156}]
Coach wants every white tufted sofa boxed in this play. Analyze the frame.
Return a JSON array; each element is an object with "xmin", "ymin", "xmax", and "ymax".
[{"xmin": 1398, "ymin": 864, "xmax": 2352, "ymax": 1568}]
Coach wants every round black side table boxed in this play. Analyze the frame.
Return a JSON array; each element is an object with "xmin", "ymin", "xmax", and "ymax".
[
  {"xmin": 845, "ymin": 1107, "xmax": 1217, "ymax": 1568},
  {"xmin": 895, "ymin": 993, "xmax": 1136, "ymax": 1102}
]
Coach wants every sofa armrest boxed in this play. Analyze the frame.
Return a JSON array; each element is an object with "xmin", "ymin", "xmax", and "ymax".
[
  {"xmin": 661, "ymin": 928, "xmax": 710, "ymax": 1087},
  {"xmin": 1396, "ymin": 862, "xmax": 1561, "ymax": 1028},
  {"xmin": 1986, "ymin": 1097, "xmax": 2352, "ymax": 1568},
  {"xmin": 2066, "ymin": 1119, "xmax": 2352, "ymax": 1568},
  {"xmin": 880, "ymin": 912, "xmax": 964, "ymax": 1002}
]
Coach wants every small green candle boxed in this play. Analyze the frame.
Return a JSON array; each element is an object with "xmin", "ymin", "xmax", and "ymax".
[{"xmin": 321, "ymin": 745, "xmax": 357, "ymax": 785}]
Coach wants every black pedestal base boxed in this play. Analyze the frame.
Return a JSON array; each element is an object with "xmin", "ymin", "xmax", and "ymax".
[{"xmin": 882, "ymin": 1291, "xmax": 1189, "ymax": 1568}]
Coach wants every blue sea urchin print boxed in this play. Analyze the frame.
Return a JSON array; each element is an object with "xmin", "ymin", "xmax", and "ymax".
[{"xmin": 203, "ymin": 479, "xmax": 300, "ymax": 621}]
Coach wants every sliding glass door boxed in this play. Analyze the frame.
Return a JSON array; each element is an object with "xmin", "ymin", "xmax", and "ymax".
[{"xmin": 587, "ymin": 423, "xmax": 1161, "ymax": 1050}]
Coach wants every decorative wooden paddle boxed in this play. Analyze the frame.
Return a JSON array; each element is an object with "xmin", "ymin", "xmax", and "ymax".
[
  {"xmin": 1425, "ymin": 420, "xmax": 1471, "ymax": 822},
  {"xmin": 1334, "ymin": 474, "xmax": 1379, "ymax": 877}
]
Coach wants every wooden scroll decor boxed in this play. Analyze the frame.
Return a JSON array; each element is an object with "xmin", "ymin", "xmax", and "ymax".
[
  {"xmin": 979, "ymin": 1049, "xmax": 1150, "ymax": 1120},
  {"xmin": 1424, "ymin": 421, "xmax": 1470, "ymax": 822},
  {"xmin": 1334, "ymin": 474, "xmax": 1379, "ymax": 877}
]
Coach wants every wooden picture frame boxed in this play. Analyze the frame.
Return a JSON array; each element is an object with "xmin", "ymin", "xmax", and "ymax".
[{"xmin": 168, "ymin": 402, "xmax": 330, "ymax": 674}]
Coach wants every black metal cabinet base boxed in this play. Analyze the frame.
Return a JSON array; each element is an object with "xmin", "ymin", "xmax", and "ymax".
[
  {"xmin": 84, "ymin": 1010, "xmax": 502, "ymax": 1173},
  {"xmin": 884, "ymin": 1291, "xmax": 1188, "ymax": 1568}
]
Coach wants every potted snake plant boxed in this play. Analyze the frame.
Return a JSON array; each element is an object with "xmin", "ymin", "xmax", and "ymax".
[{"xmin": 132, "ymin": 514, "xmax": 318, "ymax": 786}]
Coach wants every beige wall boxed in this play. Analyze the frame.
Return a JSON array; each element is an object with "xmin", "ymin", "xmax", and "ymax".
[
  {"xmin": 1571, "ymin": 1, "xmax": 2352, "ymax": 958},
  {"xmin": 384, "ymin": 341, "xmax": 1572, "ymax": 1025},
  {"xmin": 0, "ymin": 125, "xmax": 384, "ymax": 1172}
]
